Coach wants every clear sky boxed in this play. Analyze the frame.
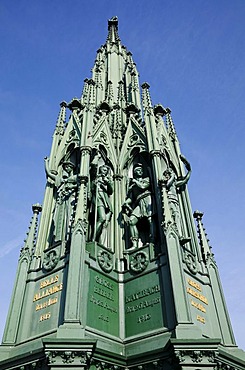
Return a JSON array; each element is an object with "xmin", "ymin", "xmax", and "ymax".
[{"xmin": 0, "ymin": 0, "xmax": 244, "ymax": 349}]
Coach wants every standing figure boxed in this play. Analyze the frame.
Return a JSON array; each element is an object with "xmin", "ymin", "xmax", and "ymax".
[
  {"xmin": 45, "ymin": 158, "xmax": 79, "ymax": 243},
  {"xmin": 91, "ymin": 160, "xmax": 113, "ymax": 246},
  {"xmin": 122, "ymin": 163, "xmax": 154, "ymax": 249},
  {"xmin": 163, "ymin": 154, "xmax": 191, "ymax": 244}
]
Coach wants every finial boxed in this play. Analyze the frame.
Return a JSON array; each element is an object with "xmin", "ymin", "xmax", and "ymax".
[
  {"xmin": 107, "ymin": 16, "xmax": 120, "ymax": 43},
  {"xmin": 20, "ymin": 204, "xmax": 42, "ymax": 259},
  {"xmin": 108, "ymin": 16, "xmax": 118, "ymax": 30},
  {"xmin": 141, "ymin": 82, "xmax": 150, "ymax": 90},
  {"xmin": 194, "ymin": 210, "xmax": 214, "ymax": 264},
  {"xmin": 106, "ymin": 80, "xmax": 114, "ymax": 105},
  {"xmin": 141, "ymin": 82, "xmax": 153, "ymax": 109},
  {"xmin": 193, "ymin": 210, "xmax": 204, "ymax": 221},
  {"xmin": 54, "ymin": 101, "xmax": 67, "ymax": 136},
  {"xmin": 165, "ymin": 107, "xmax": 177, "ymax": 139},
  {"xmin": 81, "ymin": 78, "xmax": 89, "ymax": 103},
  {"xmin": 67, "ymin": 98, "xmax": 83, "ymax": 111},
  {"xmin": 117, "ymin": 80, "xmax": 126, "ymax": 106},
  {"xmin": 60, "ymin": 101, "xmax": 67, "ymax": 108},
  {"xmin": 32, "ymin": 203, "xmax": 42, "ymax": 214},
  {"xmin": 125, "ymin": 104, "xmax": 140, "ymax": 116},
  {"xmin": 154, "ymin": 104, "xmax": 167, "ymax": 117}
]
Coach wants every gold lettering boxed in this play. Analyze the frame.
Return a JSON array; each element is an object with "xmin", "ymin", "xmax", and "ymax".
[
  {"xmin": 39, "ymin": 312, "xmax": 51, "ymax": 322},
  {"xmin": 40, "ymin": 275, "xmax": 59, "ymax": 289},
  {"xmin": 33, "ymin": 283, "xmax": 63, "ymax": 302},
  {"xmin": 187, "ymin": 278, "xmax": 202, "ymax": 292},
  {"xmin": 191, "ymin": 299, "xmax": 206, "ymax": 313},
  {"xmin": 35, "ymin": 297, "xmax": 58, "ymax": 311},
  {"xmin": 186, "ymin": 287, "xmax": 208, "ymax": 305},
  {"xmin": 197, "ymin": 315, "xmax": 205, "ymax": 324}
]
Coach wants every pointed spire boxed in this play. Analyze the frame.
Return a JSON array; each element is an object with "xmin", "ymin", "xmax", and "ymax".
[
  {"xmin": 81, "ymin": 78, "xmax": 90, "ymax": 104},
  {"xmin": 193, "ymin": 210, "xmax": 214, "ymax": 264},
  {"xmin": 87, "ymin": 17, "xmax": 141, "ymax": 110},
  {"xmin": 106, "ymin": 80, "xmax": 114, "ymax": 106},
  {"xmin": 131, "ymin": 72, "xmax": 139, "ymax": 92},
  {"xmin": 165, "ymin": 107, "xmax": 178, "ymax": 140},
  {"xmin": 117, "ymin": 80, "xmax": 126, "ymax": 108},
  {"xmin": 20, "ymin": 204, "xmax": 42, "ymax": 259},
  {"xmin": 87, "ymin": 79, "xmax": 96, "ymax": 108},
  {"xmin": 107, "ymin": 16, "xmax": 120, "ymax": 44},
  {"xmin": 154, "ymin": 104, "xmax": 167, "ymax": 117},
  {"xmin": 54, "ymin": 101, "xmax": 67, "ymax": 136},
  {"xmin": 126, "ymin": 51, "xmax": 134, "ymax": 68},
  {"xmin": 141, "ymin": 82, "xmax": 153, "ymax": 111},
  {"xmin": 131, "ymin": 72, "xmax": 141, "ymax": 108},
  {"xmin": 94, "ymin": 69, "xmax": 104, "ymax": 105}
]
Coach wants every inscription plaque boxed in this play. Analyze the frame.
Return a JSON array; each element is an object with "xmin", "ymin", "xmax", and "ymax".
[
  {"xmin": 125, "ymin": 272, "xmax": 163, "ymax": 337},
  {"xmin": 87, "ymin": 269, "xmax": 119, "ymax": 336},
  {"xmin": 186, "ymin": 278, "xmax": 208, "ymax": 326},
  {"xmin": 15, "ymin": 272, "xmax": 64, "ymax": 342}
]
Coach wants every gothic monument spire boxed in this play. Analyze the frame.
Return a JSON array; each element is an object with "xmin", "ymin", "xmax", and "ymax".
[{"xmin": 0, "ymin": 17, "xmax": 244, "ymax": 370}]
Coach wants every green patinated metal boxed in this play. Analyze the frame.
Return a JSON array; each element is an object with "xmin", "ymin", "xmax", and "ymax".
[
  {"xmin": 87, "ymin": 268, "xmax": 119, "ymax": 337},
  {"xmin": 0, "ymin": 16, "xmax": 244, "ymax": 370}
]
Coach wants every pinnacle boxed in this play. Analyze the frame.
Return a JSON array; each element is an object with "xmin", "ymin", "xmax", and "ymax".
[
  {"xmin": 108, "ymin": 16, "xmax": 118, "ymax": 30},
  {"xmin": 154, "ymin": 104, "xmax": 167, "ymax": 117},
  {"xmin": 60, "ymin": 101, "xmax": 67, "ymax": 108},
  {"xmin": 87, "ymin": 17, "xmax": 143, "ymax": 109},
  {"xmin": 193, "ymin": 210, "xmax": 204, "ymax": 220},
  {"xmin": 141, "ymin": 82, "xmax": 150, "ymax": 90},
  {"xmin": 107, "ymin": 16, "xmax": 120, "ymax": 43},
  {"xmin": 32, "ymin": 203, "xmax": 42, "ymax": 214}
]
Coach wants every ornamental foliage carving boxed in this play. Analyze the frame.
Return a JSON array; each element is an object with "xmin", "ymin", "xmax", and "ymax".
[
  {"xmin": 98, "ymin": 250, "xmax": 113, "ymax": 272},
  {"xmin": 183, "ymin": 251, "xmax": 198, "ymax": 274},
  {"xmin": 46, "ymin": 350, "xmax": 92, "ymax": 366},
  {"xmin": 130, "ymin": 251, "xmax": 149, "ymax": 273},
  {"xmin": 42, "ymin": 247, "xmax": 60, "ymax": 271},
  {"xmin": 174, "ymin": 349, "xmax": 224, "ymax": 368}
]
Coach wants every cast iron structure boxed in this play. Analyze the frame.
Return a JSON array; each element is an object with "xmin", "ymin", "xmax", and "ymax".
[{"xmin": 0, "ymin": 17, "xmax": 244, "ymax": 370}]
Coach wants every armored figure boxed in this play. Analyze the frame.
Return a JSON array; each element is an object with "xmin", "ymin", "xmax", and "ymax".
[
  {"xmin": 45, "ymin": 158, "xmax": 79, "ymax": 243},
  {"xmin": 122, "ymin": 163, "xmax": 154, "ymax": 249},
  {"xmin": 90, "ymin": 154, "xmax": 113, "ymax": 246},
  {"xmin": 163, "ymin": 155, "xmax": 191, "ymax": 244}
]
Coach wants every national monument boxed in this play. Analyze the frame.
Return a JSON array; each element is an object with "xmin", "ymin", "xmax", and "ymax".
[{"xmin": 0, "ymin": 17, "xmax": 244, "ymax": 370}]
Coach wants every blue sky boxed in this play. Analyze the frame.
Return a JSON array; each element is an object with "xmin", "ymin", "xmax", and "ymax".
[{"xmin": 0, "ymin": 0, "xmax": 244, "ymax": 349}]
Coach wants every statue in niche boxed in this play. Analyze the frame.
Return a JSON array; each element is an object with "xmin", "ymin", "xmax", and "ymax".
[
  {"xmin": 90, "ymin": 153, "xmax": 113, "ymax": 246},
  {"xmin": 45, "ymin": 158, "xmax": 79, "ymax": 243},
  {"xmin": 122, "ymin": 163, "xmax": 154, "ymax": 249},
  {"xmin": 163, "ymin": 154, "xmax": 191, "ymax": 244}
]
